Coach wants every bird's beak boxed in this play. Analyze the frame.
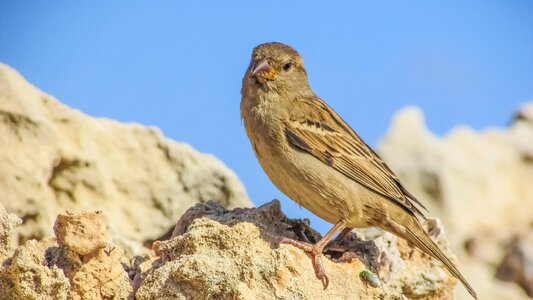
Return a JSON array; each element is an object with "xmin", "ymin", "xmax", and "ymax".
[{"xmin": 250, "ymin": 58, "xmax": 276, "ymax": 80}]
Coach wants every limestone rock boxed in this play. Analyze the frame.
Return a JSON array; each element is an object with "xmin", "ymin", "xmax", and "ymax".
[
  {"xmin": 0, "ymin": 63, "xmax": 252, "ymax": 246},
  {"xmin": 0, "ymin": 210, "xmax": 132, "ymax": 300},
  {"xmin": 378, "ymin": 104, "xmax": 533, "ymax": 299},
  {"xmin": 0, "ymin": 203, "xmax": 21, "ymax": 260},
  {"xmin": 496, "ymin": 228, "xmax": 533, "ymax": 297},
  {"xmin": 0, "ymin": 238, "xmax": 70, "ymax": 300},
  {"xmin": 0, "ymin": 202, "xmax": 457, "ymax": 299},
  {"xmin": 47, "ymin": 244, "xmax": 132, "ymax": 300},
  {"xmin": 48, "ymin": 211, "xmax": 132, "ymax": 299},
  {"xmin": 54, "ymin": 211, "xmax": 107, "ymax": 255},
  {"xmin": 135, "ymin": 200, "xmax": 456, "ymax": 300}
]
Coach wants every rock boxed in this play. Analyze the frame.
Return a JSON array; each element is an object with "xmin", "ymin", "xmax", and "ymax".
[
  {"xmin": 378, "ymin": 105, "xmax": 533, "ymax": 299},
  {"xmin": 496, "ymin": 228, "xmax": 533, "ymax": 297},
  {"xmin": 0, "ymin": 201, "xmax": 456, "ymax": 300},
  {"xmin": 46, "ymin": 244, "xmax": 132, "ymax": 300},
  {"xmin": 54, "ymin": 211, "xmax": 107, "ymax": 255},
  {"xmin": 0, "ymin": 210, "xmax": 132, "ymax": 300},
  {"xmin": 0, "ymin": 203, "xmax": 21, "ymax": 260},
  {"xmin": 0, "ymin": 63, "xmax": 252, "ymax": 247},
  {"xmin": 0, "ymin": 200, "xmax": 458, "ymax": 299},
  {"xmin": 0, "ymin": 238, "xmax": 70, "ymax": 300},
  {"xmin": 49, "ymin": 211, "xmax": 131, "ymax": 299},
  {"xmin": 135, "ymin": 200, "xmax": 456, "ymax": 300},
  {"xmin": 513, "ymin": 102, "xmax": 533, "ymax": 124}
]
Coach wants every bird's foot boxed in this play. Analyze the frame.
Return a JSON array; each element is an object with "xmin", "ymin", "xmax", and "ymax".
[{"xmin": 280, "ymin": 237, "xmax": 329, "ymax": 289}]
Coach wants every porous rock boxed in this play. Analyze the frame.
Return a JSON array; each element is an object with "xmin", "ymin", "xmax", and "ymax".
[
  {"xmin": 0, "ymin": 201, "xmax": 457, "ymax": 299},
  {"xmin": 0, "ymin": 238, "xmax": 70, "ymax": 300},
  {"xmin": 0, "ymin": 203, "xmax": 21, "ymax": 260},
  {"xmin": 0, "ymin": 63, "xmax": 252, "ymax": 247},
  {"xmin": 54, "ymin": 211, "xmax": 107, "ymax": 255},
  {"xmin": 0, "ymin": 210, "xmax": 131, "ymax": 300},
  {"xmin": 135, "ymin": 200, "xmax": 456, "ymax": 300}
]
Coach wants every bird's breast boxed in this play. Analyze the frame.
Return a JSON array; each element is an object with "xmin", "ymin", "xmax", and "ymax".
[{"xmin": 241, "ymin": 96, "xmax": 372, "ymax": 227}]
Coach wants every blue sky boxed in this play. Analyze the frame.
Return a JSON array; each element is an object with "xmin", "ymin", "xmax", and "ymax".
[{"xmin": 1, "ymin": 2, "xmax": 532, "ymax": 234}]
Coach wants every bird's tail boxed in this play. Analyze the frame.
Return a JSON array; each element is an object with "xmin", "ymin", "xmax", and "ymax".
[{"xmin": 395, "ymin": 219, "xmax": 477, "ymax": 299}]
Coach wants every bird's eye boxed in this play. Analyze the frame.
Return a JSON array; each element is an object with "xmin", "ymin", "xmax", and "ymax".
[{"xmin": 282, "ymin": 62, "xmax": 292, "ymax": 71}]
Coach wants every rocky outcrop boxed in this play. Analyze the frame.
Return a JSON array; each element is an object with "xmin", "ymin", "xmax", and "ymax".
[
  {"xmin": 0, "ymin": 201, "xmax": 457, "ymax": 300},
  {"xmin": 0, "ymin": 63, "xmax": 252, "ymax": 249},
  {"xmin": 135, "ymin": 200, "xmax": 457, "ymax": 300},
  {"xmin": 378, "ymin": 103, "xmax": 533, "ymax": 299}
]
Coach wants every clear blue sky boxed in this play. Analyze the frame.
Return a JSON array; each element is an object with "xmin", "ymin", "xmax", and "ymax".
[{"xmin": 1, "ymin": 2, "xmax": 532, "ymax": 234}]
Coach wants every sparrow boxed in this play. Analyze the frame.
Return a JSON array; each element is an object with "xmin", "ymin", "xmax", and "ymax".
[{"xmin": 240, "ymin": 42, "xmax": 476, "ymax": 299}]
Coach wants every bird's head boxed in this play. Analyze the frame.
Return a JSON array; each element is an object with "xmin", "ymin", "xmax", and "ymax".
[{"xmin": 244, "ymin": 42, "xmax": 308, "ymax": 91}]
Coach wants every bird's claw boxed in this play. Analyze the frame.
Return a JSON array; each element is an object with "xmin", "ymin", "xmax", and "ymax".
[
  {"xmin": 313, "ymin": 254, "xmax": 329, "ymax": 289},
  {"xmin": 281, "ymin": 237, "xmax": 331, "ymax": 289}
]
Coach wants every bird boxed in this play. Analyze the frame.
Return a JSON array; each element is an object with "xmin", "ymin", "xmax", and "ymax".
[{"xmin": 240, "ymin": 42, "xmax": 477, "ymax": 299}]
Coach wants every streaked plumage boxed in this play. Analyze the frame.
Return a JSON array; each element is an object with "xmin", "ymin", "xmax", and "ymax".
[{"xmin": 240, "ymin": 42, "xmax": 476, "ymax": 299}]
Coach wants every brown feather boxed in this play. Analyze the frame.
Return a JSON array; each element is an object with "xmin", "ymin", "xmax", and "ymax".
[{"xmin": 285, "ymin": 96, "xmax": 428, "ymax": 219}]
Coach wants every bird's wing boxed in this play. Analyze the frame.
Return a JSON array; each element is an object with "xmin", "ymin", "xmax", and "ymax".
[{"xmin": 284, "ymin": 96, "xmax": 427, "ymax": 219}]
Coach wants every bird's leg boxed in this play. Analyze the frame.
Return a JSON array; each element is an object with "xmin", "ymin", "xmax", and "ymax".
[
  {"xmin": 331, "ymin": 227, "xmax": 352, "ymax": 243},
  {"xmin": 281, "ymin": 221, "xmax": 346, "ymax": 289},
  {"xmin": 326, "ymin": 227, "xmax": 353, "ymax": 252}
]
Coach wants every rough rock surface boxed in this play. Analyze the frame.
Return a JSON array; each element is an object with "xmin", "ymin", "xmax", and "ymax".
[
  {"xmin": 0, "ymin": 209, "xmax": 131, "ymax": 300},
  {"xmin": 378, "ymin": 103, "xmax": 533, "ymax": 299},
  {"xmin": 54, "ymin": 211, "xmax": 107, "ymax": 255},
  {"xmin": 0, "ymin": 238, "xmax": 70, "ymax": 300},
  {"xmin": 135, "ymin": 200, "xmax": 456, "ymax": 300},
  {"xmin": 49, "ymin": 211, "xmax": 132, "ymax": 300},
  {"xmin": 0, "ymin": 201, "xmax": 456, "ymax": 299},
  {"xmin": 496, "ymin": 228, "xmax": 533, "ymax": 297},
  {"xmin": 0, "ymin": 203, "xmax": 21, "ymax": 260},
  {"xmin": 0, "ymin": 63, "xmax": 251, "ymax": 247}
]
